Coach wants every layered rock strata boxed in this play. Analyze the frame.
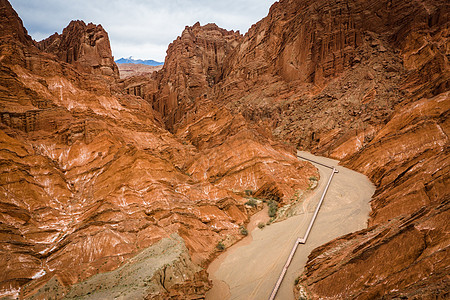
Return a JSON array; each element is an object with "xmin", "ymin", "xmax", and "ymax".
[
  {"xmin": 37, "ymin": 20, "xmax": 119, "ymax": 79},
  {"xmin": 135, "ymin": 0, "xmax": 449, "ymax": 298},
  {"xmin": 201, "ymin": 0, "xmax": 448, "ymax": 298},
  {"xmin": 148, "ymin": 22, "xmax": 243, "ymax": 131},
  {"xmin": 0, "ymin": 1, "xmax": 318, "ymax": 298},
  {"xmin": 2, "ymin": 0, "xmax": 449, "ymax": 298}
]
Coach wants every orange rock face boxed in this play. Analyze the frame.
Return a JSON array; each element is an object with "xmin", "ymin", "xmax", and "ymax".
[
  {"xmin": 148, "ymin": 22, "xmax": 243, "ymax": 131},
  {"xmin": 2, "ymin": 0, "xmax": 449, "ymax": 297},
  {"xmin": 133, "ymin": 0, "xmax": 447, "ymax": 298},
  {"xmin": 37, "ymin": 20, "xmax": 119, "ymax": 79},
  {"xmin": 242, "ymin": 0, "xmax": 450, "ymax": 298},
  {"xmin": 0, "ymin": 1, "xmax": 318, "ymax": 298}
]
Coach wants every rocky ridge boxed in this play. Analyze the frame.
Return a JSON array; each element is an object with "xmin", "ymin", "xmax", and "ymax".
[
  {"xmin": 1, "ymin": 0, "xmax": 449, "ymax": 298},
  {"xmin": 132, "ymin": 0, "xmax": 449, "ymax": 298},
  {"xmin": 149, "ymin": 22, "xmax": 243, "ymax": 131},
  {"xmin": 202, "ymin": 0, "xmax": 448, "ymax": 298},
  {"xmin": 0, "ymin": 0, "xmax": 318, "ymax": 298},
  {"xmin": 37, "ymin": 20, "xmax": 119, "ymax": 79}
]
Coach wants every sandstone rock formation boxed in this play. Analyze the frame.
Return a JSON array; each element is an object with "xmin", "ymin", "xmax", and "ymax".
[
  {"xmin": 2, "ymin": 0, "xmax": 449, "ymax": 297},
  {"xmin": 0, "ymin": 1, "xmax": 318, "ymax": 299},
  {"xmin": 209, "ymin": 0, "xmax": 448, "ymax": 298},
  {"xmin": 132, "ymin": 0, "xmax": 448, "ymax": 298},
  {"xmin": 149, "ymin": 22, "xmax": 243, "ymax": 131},
  {"xmin": 37, "ymin": 20, "xmax": 119, "ymax": 79}
]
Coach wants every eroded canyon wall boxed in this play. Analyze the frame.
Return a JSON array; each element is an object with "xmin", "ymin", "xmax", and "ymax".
[
  {"xmin": 149, "ymin": 22, "xmax": 243, "ymax": 131},
  {"xmin": 37, "ymin": 20, "xmax": 119, "ymax": 79},
  {"xmin": 0, "ymin": 0, "xmax": 318, "ymax": 298},
  {"xmin": 2, "ymin": 0, "xmax": 449, "ymax": 298},
  {"xmin": 120, "ymin": 0, "xmax": 449, "ymax": 297},
  {"xmin": 203, "ymin": 0, "xmax": 448, "ymax": 298}
]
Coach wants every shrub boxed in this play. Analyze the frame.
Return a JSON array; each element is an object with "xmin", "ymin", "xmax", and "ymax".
[
  {"xmin": 309, "ymin": 176, "xmax": 318, "ymax": 181},
  {"xmin": 258, "ymin": 222, "xmax": 265, "ymax": 229},
  {"xmin": 216, "ymin": 241, "xmax": 225, "ymax": 251},
  {"xmin": 245, "ymin": 198, "xmax": 257, "ymax": 207},
  {"xmin": 239, "ymin": 226, "xmax": 248, "ymax": 236},
  {"xmin": 244, "ymin": 189, "xmax": 253, "ymax": 196},
  {"xmin": 268, "ymin": 200, "xmax": 278, "ymax": 218}
]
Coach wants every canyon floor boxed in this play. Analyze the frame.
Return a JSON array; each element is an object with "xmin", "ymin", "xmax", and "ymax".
[{"xmin": 206, "ymin": 151, "xmax": 375, "ymax": 300}]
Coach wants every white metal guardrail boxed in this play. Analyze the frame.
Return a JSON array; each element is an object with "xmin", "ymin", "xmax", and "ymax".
[{"xmin": 269, "ymin": 156, "xmax": 338, "ymax": 300}]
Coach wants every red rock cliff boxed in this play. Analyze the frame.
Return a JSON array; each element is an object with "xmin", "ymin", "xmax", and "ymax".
[
  {"xmin": 139, "ymin": 0, "xmax": 448, "ymax": 298},
  {"xmin": 0, "ymin": 0, "xmax": 31, "ymax": 45},
  {"xmin": 211, "ymin": 0, "xmax": 449, "ymax": 298},
  {"xmin": 0, "ymin": 1, "xmax": 318, "ymax": 299},
  {"xmin": 149, "ymin": 22, "xmax": 242, "ymax": 130},
  {"xmin": 38, "ymin": 20, "xmax": 119, "ymax": 79},
  {"xmin": 116, "ymin": 0, "xmax": 448, "ymax": 297}
]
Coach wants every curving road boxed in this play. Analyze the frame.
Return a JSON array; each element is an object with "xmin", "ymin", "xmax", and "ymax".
[{"xmin": 206, "ymin": 151, "xmax": 375, "ymax": 300}]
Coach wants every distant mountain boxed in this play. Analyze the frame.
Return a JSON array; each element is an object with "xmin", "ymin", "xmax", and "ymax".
[{"xmin": 115, "ymin": 56, "xmax": 163, "ymax": 66}]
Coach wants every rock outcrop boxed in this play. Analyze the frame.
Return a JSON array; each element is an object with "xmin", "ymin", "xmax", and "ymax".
[
  {"xmin": 2, "ymin": 0, "xmax": 449, "ymax": 298},
  {"xmin": 38, "ymin": 20, "xmax": 119, "ymax": 79},
  {"xmin": 148, "ymin": 22, "xmax": 243, "ymax": 131},
  {"xmin": 296, "ymin": 93, "xmax": 449, "ymax": 298},
  {"xmin": 0, "ymin": 1, "xmax": 318, "ymax": 299},
  {"xmin": 209, "ymin": 0, "xmax": 448, "ymax": 298},
  {"xmin": 132, "ymin": 0, "xmax": 448, "ymax": 298},
  {"xmin": 0, "ymin": 0, "xmax": 32, "ymax": 46}
]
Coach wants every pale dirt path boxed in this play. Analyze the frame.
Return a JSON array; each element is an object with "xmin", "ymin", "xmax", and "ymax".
[{"xmin": 206, "ymin": 151, "xmax": 375, "ymax": 300}]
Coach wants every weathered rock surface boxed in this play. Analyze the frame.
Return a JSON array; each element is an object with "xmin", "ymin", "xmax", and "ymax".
[
  {"xmin": 296, "ymin": 91, "xmax": 449, "ymax": 299},
  {"xmin": 26, "ymin": 234, "xmax": 209, "ymax": 300},
  {"xmin": 37, "ymin": 20, "xmax": 119, "ymax": 79},
  {"xmin": 232, "ymin": 0, "xmax": 450, "ymax": 298},
  {"xmin": 131, "ymin": 0, "xmax": 448, "ymax": 298},
  {"xmin": 148, "ymin": 22, "xmax": 243, "ymax": 131},
  {"xmin": 2, "ymin": 0, "xmax": 449, "ymax": 297},
  {"xmin": 0, "ymin": 1, "xmax": 317, "ymax": 299}
]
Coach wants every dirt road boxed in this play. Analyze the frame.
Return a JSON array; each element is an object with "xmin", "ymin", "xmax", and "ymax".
[{"xmin": 206, "ymin": 151, "xmax": 375, "ymax": 300}]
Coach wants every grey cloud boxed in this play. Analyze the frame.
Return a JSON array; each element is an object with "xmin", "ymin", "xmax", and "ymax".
[{"xmin": 9, "ymin": 0, "xmax": 276, "ymax": 61}]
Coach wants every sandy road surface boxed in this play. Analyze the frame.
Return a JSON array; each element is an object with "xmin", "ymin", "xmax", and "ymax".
[{"xmin": 206, "ymin": 151, "xmax": 375, "ymax": 300}]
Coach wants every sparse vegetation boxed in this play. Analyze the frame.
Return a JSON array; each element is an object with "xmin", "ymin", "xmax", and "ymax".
[
  {"xmin": 244, "ymin": 189, "xmax": 253, "ymax": 196},
  {"xmin": 290, "ymin": 190, "xmax": 302, "ymax": 202},
  {"xmin": 268, "ymin": 200, "xmax": 278, "ymax": 218},
  {"xmin": 258, "ymin": 222, "xmax": 265, "ymax": 229},
  {"xmin": 216, "ymin": 241, "xmax": 225, "ymax": 251},
  {"xmin": 245, "ymin": 198, "xmax": 257, "ymax": 207},
  {"xmin": 239, "ymin": 226, "xmax": 248, "ymax": 236},
  {"xmin": 308, "ymin": 176, "xmax": 319, "ymax": 190}
]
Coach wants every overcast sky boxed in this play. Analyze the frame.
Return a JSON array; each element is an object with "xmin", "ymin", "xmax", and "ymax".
[{"xmin": 9, "ymin": 0, "xmax": 277, "ymax": 62}]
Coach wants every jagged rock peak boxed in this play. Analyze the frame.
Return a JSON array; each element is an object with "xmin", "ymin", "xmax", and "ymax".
[
  {"xmin": 182, "ymin": 21, "xmax": 241, "ymax": 35},
  {"xmin": 38, "ymin": 19, "xmax": 119, "ymax": 79},
  {"xmin": 176, "ymin": 22, "xmax": 242, "ymax": 46},
  {"xmin": 0, "ymin": 0, "xmax": 32, "ymax": 45},
  {"xmin": 150, "ymin": 22, "xmax": 243, "ymax": 130}
]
